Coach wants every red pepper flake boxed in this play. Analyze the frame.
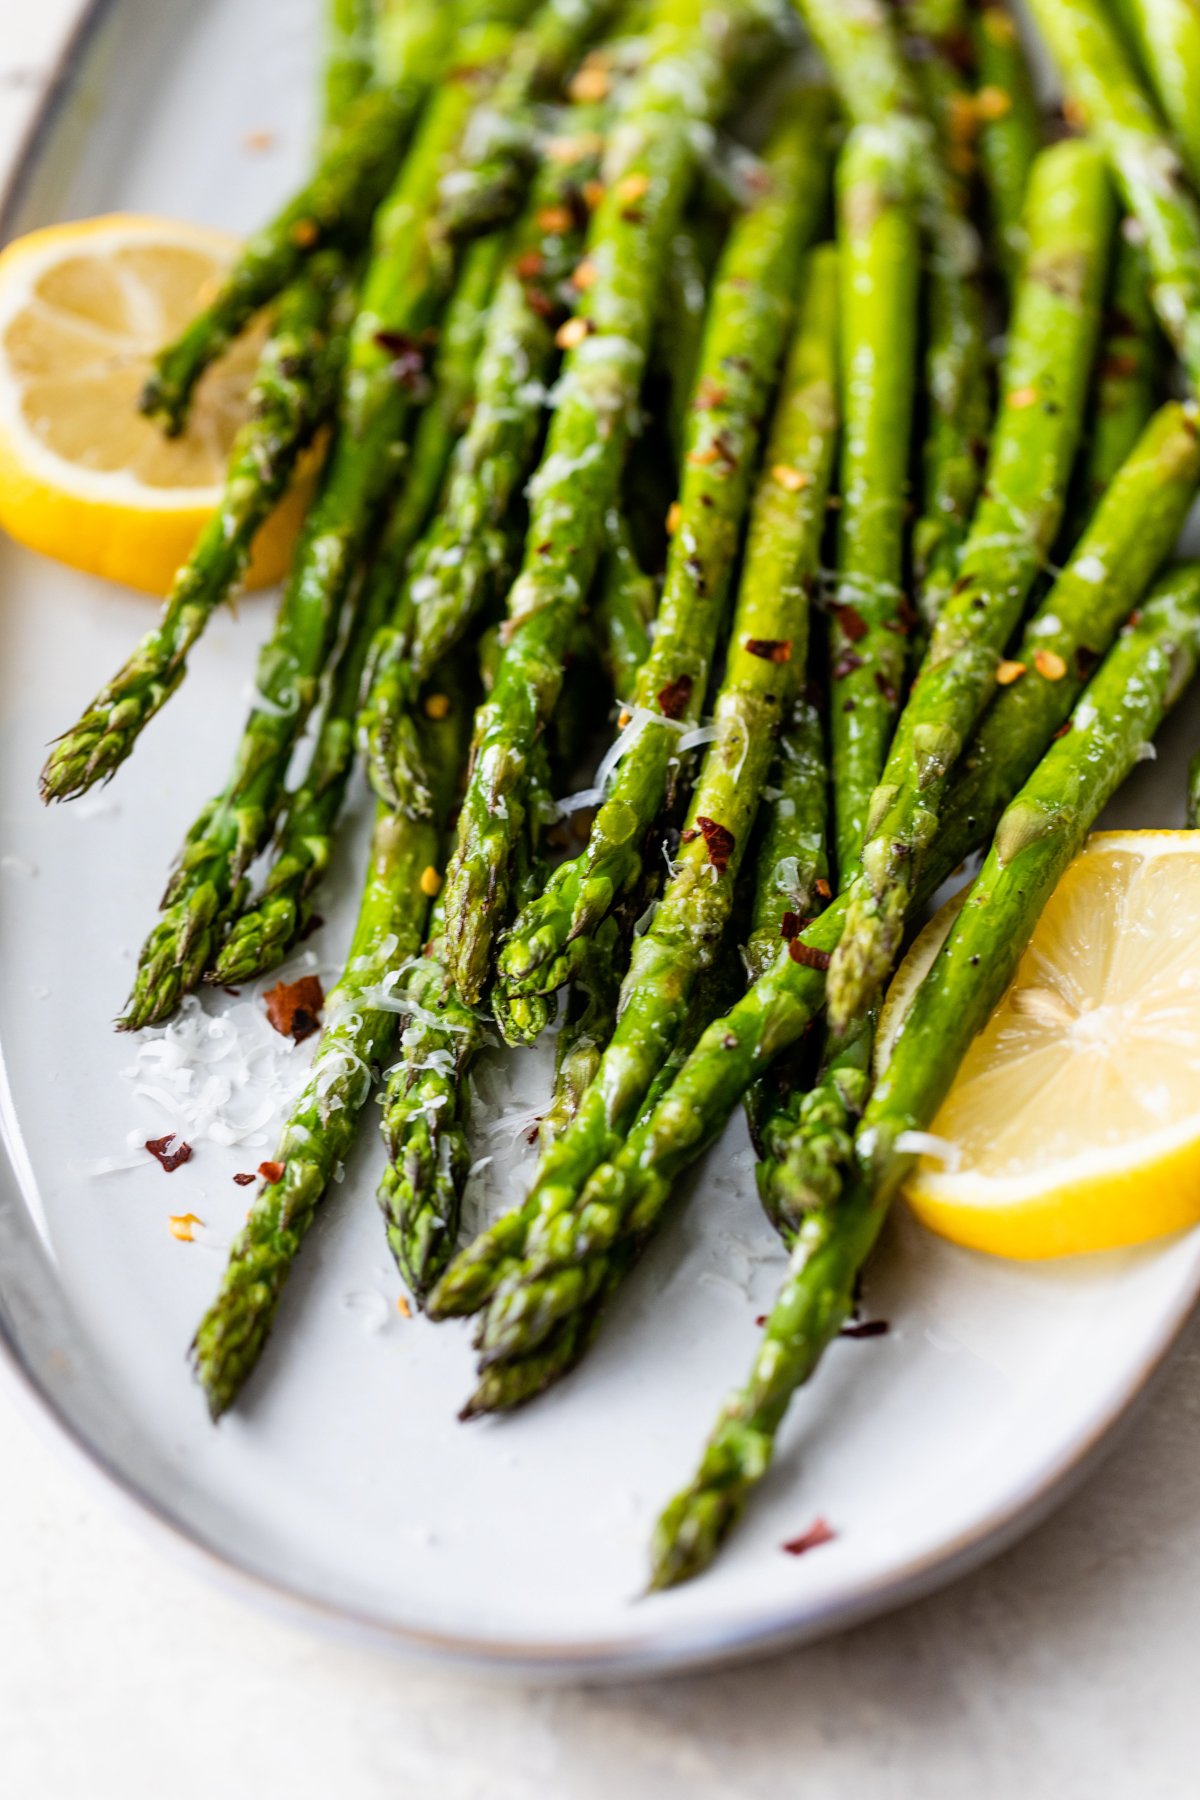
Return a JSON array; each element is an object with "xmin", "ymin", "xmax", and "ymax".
[
  {"xmin": 232, "ymin": 1172, "xmax": 256, "ymax": 1187},
  {"xmin": 755, "ymin": 1314, "xmax": 768, "ymax": 1327},
  {"xmin": 1127, "ymin": 609, "xmax": 1142, "ymax": 628},
  {"xmin": 679, "ymin": 827, "xmax": 699, "ymax": 844},
  {"xmin": 145, "ymin": 1135, "xmax": 193, "ymax": 1173},
  {"xmin": 657, "ymin": 673, "xmax": 693, "ymax": 719},
  {"xmin": 1100, "ymin": 351, "xmax": 1140, "ymax": 380},
  {"xmin": 782, "ymin": 1517, "xmax": 836, "ymax": 1557},
  {"xmin": 745, "ymin": 637, "xmax": 792, "ymax": 663},
  {"xmin": 780, "ymin": 910, "xmax": 801, "ymax": 940},
  {"xmin": 832, "ymin": 651, "xmax": 863, "ymax": 681},
  {"xmin": 837, "ymin": 603, "xmax": 868, "ymax": 643},
  {"xmin": 1052, "ymin": 721, "xmax": 1072, "ymax": 741},
  {"xmin": 814, "ymin": 877, "xmax": 832, "ymax": 900},
  {"xmin": 696, "ymin": 816, "xmax": 735, "ymax": 874},
  {"xmin": 258, "ymin": 1160, "xmax": 286, "ymax": 1185},
  {"xmin": 514, "ymin": 249, "xmax": 546, "ymax": 279},
  {"xmin": 264, "ymin": 974, "xmax": 325, "ymax": 1043},
  {"xmin": 840, "ymin": 1318, "xmax": 890, "ymax": 1339},
  {"xmin": 788, "ymin": 940, "xmax": 831, "ymax": 971},
  {"xmin": 372, "ymin": 330, "xmax": 428, "ymax": 394}
]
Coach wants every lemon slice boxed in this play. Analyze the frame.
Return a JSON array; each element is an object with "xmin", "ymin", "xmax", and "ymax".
[
  {"xmin": 881, "ymin": 831, "xmax": 1200, "ymax": 1259},
  {"xmin": 0, "ymin": 214, "xmax": 309, "ymax": 594}
]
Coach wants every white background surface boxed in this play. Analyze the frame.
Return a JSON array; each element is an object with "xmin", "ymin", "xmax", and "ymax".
[{"xmin": 4, "ymin": 3, "xmax": 1200, "ymax": 1796}]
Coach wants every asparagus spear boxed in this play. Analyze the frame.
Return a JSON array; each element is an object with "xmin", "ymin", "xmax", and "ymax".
[
  {"xmin": 140, "ymin": 79, "xmax": 430, "ymax": 433},
  {"xmin": 359, "ymin": 122, "xmax": 604, "ymax": 812},
  {"xmin": 436, "ymin": 0, "xmax": 779, "ymax": 1008},
  {"xmin": 324, "ymin": 0, "xmax": 374, "ymax": 129},
  {"xmin": 496, "ymin": 108, "xmax": 830, "ymax": 1006},
  {"xmin": 1070, "ymin": 233, "xmax": 1159, "ymax": 525},
  {"xmin": 119, "ymin": 40, "xmax": 514, "ymax": 1032},
  {"xmin": 797, "ymin": 0, "xmax": 987, "ymax": 649},
  {"xmin": 538, "ymin": 916, "xmax": 625, "ymax": 1152},
  {"xmin": 191, "ymin": 681, "xmax": 471, "ymax": 1418},
  {"xmin": 210, "ymin": 234, "xmax": 507, "ymax": 985},
  {"xmin": 740, "ymin": 694, "xmax": 830, "ymax": 1211},
  {"xmin": 1123, "ymin": 0, "xmax": 1200, "ymax": 194},
  {"xmin": 932, "ymin": 399, "xmax": 1200, "ymax": 871},
  {"xmin": 742, "ymin": 696, "xmax": 830, "ymax": 986},
  {"xmin": 375, "ymin": 897, "xmax": 486, "ymax": 1301},
  {"xmin": 649, "ymin": 562, "xmax": 1200, "ymax": 1587},
  {"xmin": 428, "ymin": 246, "xmax": 839, "ymax": 1324},
  {"xmin": 904, "ymin": 1, "xmax": 992, "ymax": 642},
  {"xmin": 828, "ymin": 138, "xmax": 1113, "ymax": 1032},
  {"xmin": 826, "ymin": 121, "xmax": 921, "ymax": 886},
  {"xmin": 439, "ymin": 0, "xmax": 621, "ymax": 238},
  {"xmin": 445, "ymin": 399, "xmax": 1200, "ymax": 1370},
  {"xmin": 971, "ymin": 1, "xmax": 1043, "ymax": 286},
  {"xmin": 40, "ymin": 255, "xmax": 352, "ymax": 805},
  {"xmin": 1024, "ymin": 0, "xmax": 1200, "ymax": 394},
  {"xmin": 589, "ymin": 511, "xmax": 657, "ymax": 698}
]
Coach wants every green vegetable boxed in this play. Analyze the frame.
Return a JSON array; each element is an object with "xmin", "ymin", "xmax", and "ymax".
[
  {"xmin": 211, "ymin": 234, "xmax": 507, "ymax": 985},
  {"xmin": 828, "ymin": 138, "xmax": 1113, "ymax": 1032},
  {"xmin": 1025, "ymin": 0, "xmax": 1200, "ymax": 394},
  {"xmin": 359, "ymin": 123, "xmax": 604, "ymax": 813},
  {"xmin": 444, "ymin": 398, "xmax": 1200, "ymax": 1380},
  {"xmin": 971, "ymin": 1, "xmax": 1043, "ymax": 286},
  {"xmin": 428, "ymin": 244, "xmax": 839, "ymax": 1325},
  {"xmin": 1123, "ymin": 0, "xmax": 1200, "ymax": 192},
  {"xmin": 496, "ymin": 106, "xmax": 830, "ymax": 1004},
  {"xmin": 121, "ymin": 39, "xmax": 511, "ymax": 1030},
  {"xmin": 437, "ymin": 0, "xmax": 779, "ymax": 1007},
  {"xmin": 191, "ymin": 682, "xmax": 470, "ymax": 1418},
  {"xmin": 649, "ymin": 561, "xmax": 1200, "ymax": 1587},
  {"xmin": 826, "ymin": 120, "xmax": 921, "ymax": 884},
  {"xmin": 40, "ymin": 254, "xmax": 352, "ymax": 805}
]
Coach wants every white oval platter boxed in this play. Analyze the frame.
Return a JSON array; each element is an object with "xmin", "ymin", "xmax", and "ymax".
[{"xmin": 1, "ymin": 0, "xmax": 1199, "ymax": 1680}]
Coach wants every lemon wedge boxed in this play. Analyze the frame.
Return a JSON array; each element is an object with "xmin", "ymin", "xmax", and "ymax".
[
  {"xmin": 879, "ymin": 831, "xmax": 1200, "ymax": 1259},
  {"xmin": 0, "ymin": 214, "xmax": 309, "ymax": 594}
]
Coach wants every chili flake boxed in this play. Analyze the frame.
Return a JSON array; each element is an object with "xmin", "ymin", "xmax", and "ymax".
[
  {"xmin": 996, "ymin": 659, "xmax": 1026, "ymax": 686},
  {"xmin": 836, "ymin": 603, "xmax": 869, "ymax": 643},
  {"xmin": 745, "ymin": 638, "xmax": 792, "ymax": 663},
  {"xmin": 264, "ymin": 974, "xmax": 325, "ymax": 1043},
  {"xmin": 657, "ymin": 673, "xmax": 693, "ymax": 719},
  {"xmin": 169, "ymin": 1213, "xmax": 203, "ymax": 1242},
  {"xmin": 782, "ymin": 1517, "xmax": 836, "ymax": 1557},
  {"xmin": 788, "ymin": 940, "xmax": 831, "ymax": 971},
  {"xmin": 145, "ymin": 1135, "xmax": 193, "ymax": 1173},
  {"xmin": 696, "ymin": 816, "xmax": 735, "ymax": 874},
  {"xmin": 258, "ymin": 1160, "xmax": 286, "ymax": 1185}
]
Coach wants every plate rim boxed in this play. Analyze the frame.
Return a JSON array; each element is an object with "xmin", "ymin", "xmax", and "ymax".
[{"xmin": 1, "ymin": 0, "xmax": 1198, "ymax": 1681}]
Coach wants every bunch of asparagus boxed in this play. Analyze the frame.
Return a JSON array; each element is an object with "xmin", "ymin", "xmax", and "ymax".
[{"xmin": 40, "ymin": 0, "xmax": 1200, "ymax": 1589}]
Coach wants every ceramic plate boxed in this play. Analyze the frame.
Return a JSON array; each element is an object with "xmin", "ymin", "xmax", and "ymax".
[{"xmin": 2, "ymin": 0, "xmax": 1199, "ymax": 1680}]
